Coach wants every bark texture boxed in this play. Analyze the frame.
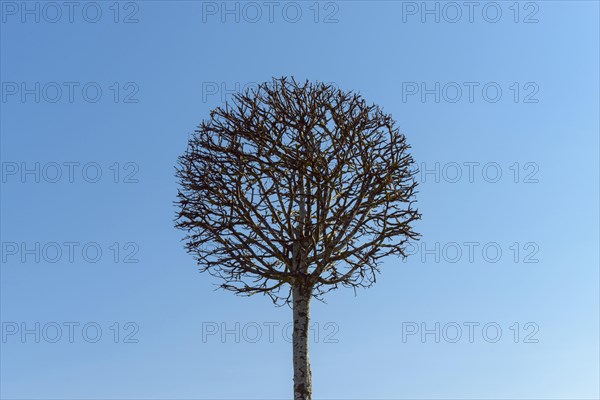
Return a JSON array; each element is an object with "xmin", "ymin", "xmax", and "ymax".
[{"xmin": 292, "ymin": 284, "xmax": 312, "ymax": 400}]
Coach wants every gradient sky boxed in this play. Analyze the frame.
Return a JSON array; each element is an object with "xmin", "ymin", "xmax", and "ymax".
[{"xmin": 1, "ymin": 1, "xmax": 599, "ymax": 399}]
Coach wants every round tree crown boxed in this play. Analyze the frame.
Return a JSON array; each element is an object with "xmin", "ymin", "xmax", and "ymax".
[{"xmin": 175, "ymin": 77, "xmax": 420, "ymax": 304}]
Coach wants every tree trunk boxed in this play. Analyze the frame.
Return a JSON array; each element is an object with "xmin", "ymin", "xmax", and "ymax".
[{"xmin": 292, "ymin": 284, "xmax": 312, "ymax": 400}]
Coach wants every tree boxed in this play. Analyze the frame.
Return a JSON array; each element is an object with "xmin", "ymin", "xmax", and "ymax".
[{"xmin": 175, "ymin": 77, "xmax": 420, "ymax": 400}]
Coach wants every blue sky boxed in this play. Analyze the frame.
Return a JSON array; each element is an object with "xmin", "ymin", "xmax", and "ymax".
[{"xmin": 1, "ymin": 1, "xmax": 599, "ymax": 399}]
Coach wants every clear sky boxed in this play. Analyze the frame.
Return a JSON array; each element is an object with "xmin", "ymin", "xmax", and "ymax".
[{"xmin": 1, "ymin": 1, "xmax": 599, "ymax": 399}]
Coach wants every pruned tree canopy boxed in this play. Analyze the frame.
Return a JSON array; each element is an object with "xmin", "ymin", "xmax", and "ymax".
[{"xmin": 175, "ymin": 77, "xmax": 420, "ymax": 305}]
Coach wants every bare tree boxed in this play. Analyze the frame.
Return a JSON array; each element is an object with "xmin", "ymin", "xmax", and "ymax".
[{"xmin": 175, "ymin": 77, "xmax": 420, "ymax": 400}]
